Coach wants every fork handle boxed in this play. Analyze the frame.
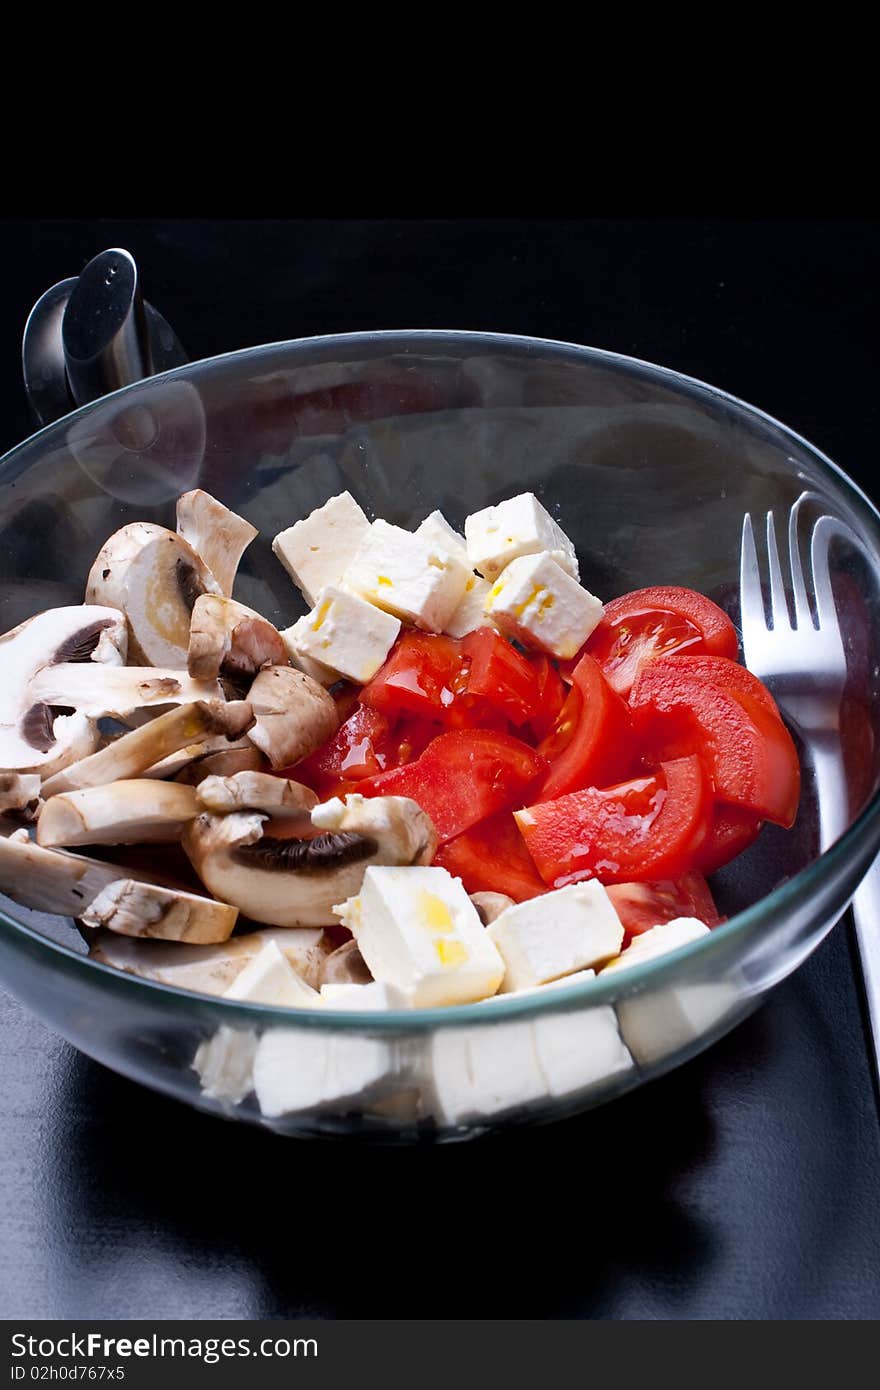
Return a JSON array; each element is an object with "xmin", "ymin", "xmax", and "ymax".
[
  {"xmin": 812, "ymin": 739, "xmax": 851, "ymax": 853},
  {"xmin": 851, "ymin": 862, "xmax": 880, "ymax": 1081}
]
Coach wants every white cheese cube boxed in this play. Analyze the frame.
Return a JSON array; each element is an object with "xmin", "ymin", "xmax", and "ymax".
[
  {"xmin": 284, "ymin": 585, "xmax": 400, "ymax": 684},
  {"xmin": 446, "ymin": 574, "xmax": 496, "ymax": 638},
  {"xmin": 223, "ymin": 940, "xmax": 320, "ymax": 1008},
  {"xmin": 253, "ymin": 1027, "xmax": 398, "ymax": 1117},
  {"xmin": 415, "ymin": 512, "xmax": 498, "ymax": 638},
  {"xmin": 342, "ymin": 520, "xmax": 470, "ymax": 631},
  {"xmin": 485, "ymin": 552, "xmax": 604, "ymax": 660},
  {"xmin": 464, "ymin": 492, "xmax": 579, "ymax": 581},
  {"xmin": 272, "ymin": 491, "xmax": 371, "ymax": 606},
  {"xmin": 601, "ymin": 917, "xmax": 711, "ymax": 975},
  {"xmin": 423, "ymin": 1018, "xmax": 548, "ymax": 1125},
  {"xmin": 488, "ymin": 883, "xmax": 624, "ymax": 992},
  {"xmin": 532, "ymin": 1004, "xmax": 633, "ymax": 1097},
  {"xmin": 616, "ymin": 981, "xmax": 740, "ymax": 1066},
  {"xmin": 415, "ymin": 510, "xmax": 469, "ymax": 565},
  {"xmin": 478, "ymin": 967, "xmax": 597, "ymax": 1000},
  {"xmin": 193, "ymin": 1026, "xmax": 258, "ymax": 1103},
  {"xmin": 279, "ymin": 632, "xmax": 338, "ymax": 686},
  {"xmin": 335, "ymin": 865, "xmax": 505, "ymax": 1007},
  {"xmin": 319, "ymin": 981, "xmax": 413, "ymax": 1010}
]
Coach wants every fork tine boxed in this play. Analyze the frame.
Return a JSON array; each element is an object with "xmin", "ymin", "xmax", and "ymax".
[
  {"xmin": 765, "ymin": 511, "xmax": 791, "ymax": 629},
  {"xmin": 809, "ymin": 516, "xmax": 841, "ymax": 631},
  {"xmin": 739, "ymin": 513, "xmax": 767, "ymax": 633},
  {"xmin": 788, "ymin": 494, "xmax": 814, "ymax": 629}
]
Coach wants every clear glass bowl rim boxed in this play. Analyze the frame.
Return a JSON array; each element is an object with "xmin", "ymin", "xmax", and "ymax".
[{"xmin": 2, "ymin": 327, "xmax": 879, "ymax": 1032}]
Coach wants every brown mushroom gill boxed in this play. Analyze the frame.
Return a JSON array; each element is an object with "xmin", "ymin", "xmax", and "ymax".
[
  {"xmin": 234, "ymin": 831, "xmax": 377, "ymax": 873},
  {"xmin": 52, "ymin": 618, "xmax": 117, "ymax": 664},
  {"xmin": 176, "ymin": 558, "xmax": 207, "ymax": 613},
  {"xmin": 22, "ymin": 703, "xmax": 76, "ymax": 752}
]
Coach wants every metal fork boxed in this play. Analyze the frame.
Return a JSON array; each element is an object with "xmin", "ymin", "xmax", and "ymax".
[{"xmin": 740, "ymin": 491, "xmax": 880, "ymax": 1071}]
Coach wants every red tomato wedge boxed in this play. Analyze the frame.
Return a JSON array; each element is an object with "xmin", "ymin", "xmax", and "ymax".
[
  {"xmin": 533, "ymin": 654, "xmax": 635, "ymax": 801},
  {"xmin": 361, "ymin": 631, "xmax": 468, "ymax": 724},
  {"xmin": 695, "ymin": 805, "xmax": 764, "ymax": 874},
  {"xmin": 632, "ymin": 653, "xmax": 781, "ymax": 717},
  {"xmin": 461, "ymin": 628, "xmax": 540, "ymax": 725},
  {"xmin": 581, "ymin": 586, "xmax": 738, "ymax": 697},
  {"xmin": 630, "ymin": 659, "xmax": 800, "ymax": 828},
  {"xmin": 434, "ymin": 811, "xmax": 546, "ymax": 901},
  {"xmin": 527, "ymin": 654, "xmax": 567, "ymax": 741},
  {"xmin": 295, "ymin": 704, "xmax": 391, "ymax": 788},
  {"xmin": 606, "ymin": 872, "xmax": 722, "ymax": 941},
  {"xmin": 516, "ymin": 755, "xmax": 712, "ymax": 888},
  {"xmin": 360, "ymin": 729, "xmax": 546, "ymax": 843}
]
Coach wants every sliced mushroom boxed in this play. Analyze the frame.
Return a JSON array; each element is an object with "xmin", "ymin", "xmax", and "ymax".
[
  {"xmin": 81, "ymin": 879, "xmax": 238, "ymax": 944},
  {"xmin": 182, "ymin": 793, "xmax": 437, "ymax": 927},
  {"xmin": 0, "ymin": 605, "xmax": 128, "ymax": 776},
  {"xmin": 171, "ymin": 743, "xmax": 266, "ymax": 785},
  {"xmin": 195, "ymin": 771, "xmax": 317, "ymax": 818},
  {"xmin": 85, "ymin": 522, "xmax": 222, "ymax": 666},
  {"xmin": 41, "ymin": 701, "xmax": 253, "ymax": 796},
  {"xmin": 37, "ymin": 780, "xmax": 200, "ymax": 848},
  {"xmin": 29, "ymin": 664, "xmax": 224, "ymax": 718},
  {"xmin": 247, "ymin": 665, "xmax": 338, "ymax": 769},
  {"xmin": 318, "ymin": 939, "xmax": 373, "ymax": 988},
  {"xmin": 0, "ymin": 773, "xmax": 42, "ymax": 818},
  {"xmin": 176, "ymin": 489, "xmax": 258, "ymax": 598},
  {"xmin": 188, "ymin": 594, "xmax": 288, "ymax": 684},
  {"xmin": 89, "ymin": 924, "xmax": 333, "ymax": 993},
  {"xmin": 0, "ymin": 833, "xmax": 161, "ymax": 916},
  {"xmin": 470, "ymin": 891, "xmax": 516, "ymax": 925}
]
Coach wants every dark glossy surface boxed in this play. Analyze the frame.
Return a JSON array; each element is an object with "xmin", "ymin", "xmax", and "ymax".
[{"xmin": 1, "ymin": 219, "xmax": 879, "ymax": 1318}]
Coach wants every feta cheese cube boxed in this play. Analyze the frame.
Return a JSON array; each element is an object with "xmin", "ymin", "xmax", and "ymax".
[
  {"xmin": 273, "ymin": 491, "xmax": 371, "ymax": 606},
  {"xmin": 478, "ymin": 967, "xmax": 597, "ymax": 1000},
  {"xmin": 223, "ymin": 940, "xmax": 320, "ymax": 1008},
  {"xmin": 485, "ymin": 552, "xmax": 603, "ymax": 659},
  {"xmin": 342, "ymin": 520, "xmax": 470, "ymax": 631},
  {"xmin": 601, "ymin": 917, "xmax": 710, "ymax": 975},
  {"xmin": 253, "ymin": 1027, "xmax": 398, "ymax": 1116},
  {"xmin": 464, "ymin": 492, "xmax": 579, "ymax": 581},
  {"xmin": 193, "ymin": 1026, "xmax": 257, "ymax": 1103},
  {"xmin": 335, "ymin": 865, "xmax": 505, "ymax": 1007},
  {"xmin": 415, "ymin": 510, "xmax": 469, "ymax": 565},
  {"xmin": 279, "ymin": 639, "xmax": 338, "ymax": 687},
  {"xmin": 284, "ymin": 585, "xmax": 401, "ymax": 684},
  {"xmin": 422, "ymin": 1018, "xmax": 548, "ymax": 1125},
  {"xmin": 532, "ymin": 1004, "xmax": 633, "ymax": 1097},
  {"xmin": 488, "ymin": 883, "xmax": 624, "ymax": 992},
  {"xmin": 320, "ymin": 981, "xmax": 413, "ymax": 1010},
  {"xmin": 446, "ymin": 574, "xmax": 496, "ymax": 638}
]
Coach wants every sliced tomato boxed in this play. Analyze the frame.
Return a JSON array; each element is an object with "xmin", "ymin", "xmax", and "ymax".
[
  {"xmin": 516, "ymin": 755, "xmax": 712, "ymax": 888},
  {"xmin": 632, "ymin": 653, "xmax": 781, "ymax": 717},
  {"xmin": 695, "ymin": 805, "xmax": 764, "ymax": 874},
  {"xmin": 630, "ymin": 659, "xmax": 800, "ymax": 828},
  {"xmin": 533, "ymin": 653, "xmax": 635, "ymax": 801},
  {"xmin": 580, "ymin": 586, "xmax": 739, "ymax": 697},
  {"xmin": 433, "ymin": 811, "xmax": 546, "ymax": 901},
  {"xmin": 461, "ymin": 627, "xmax": 540, "ymax": 725},
  {"xmin": 295, "ymin": 704, "xmax": 391, "ymax": 788},
  {"xmin": 360, "ymin": 631, "xmax": 468, "ymax": 724},
  {"xmin": 527, "ymin": 654, "xmax": 567, "ymax": 741},
  {"xmin": 359, "ymin": 729, "xmax": 546, "ymax": 843},
  {"xmin": 607, "ymin": 872, "xmax": 722, "ymax": 941}
]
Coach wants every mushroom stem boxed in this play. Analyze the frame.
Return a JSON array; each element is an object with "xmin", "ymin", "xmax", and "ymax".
[
  {"xmin": 30, "ymin": 665, "xmax": 224, "ymax": 718},
  {"xmin": 188, "ymin": 595, "xmax": 287, "ymax": 682},
  {"xmin": 37, "ymin": 780, "xmax": 200, "ymax": 848},
  {"xmin": 176, "ymin": 490, "xmax": 258, "ymax": 598},
  {"xmin": 41, "ymin": 701, "xmax": 253, "ymax": 796},
  {"xmin": 81, "ymin": 880, "xmax": 238, "ymax": 944},
  {"xmin": 0, "ymin": 835, "xmax": 162, "ymax": 916}
]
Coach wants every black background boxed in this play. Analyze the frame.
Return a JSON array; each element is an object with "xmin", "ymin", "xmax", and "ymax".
[{"xmin": 0, "ymin": 219, "xmax": 878, "ymax": 1319}]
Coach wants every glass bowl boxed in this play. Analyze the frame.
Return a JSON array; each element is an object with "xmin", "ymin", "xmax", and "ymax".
[{"xmin": 1, "ymin": 330, "xmax": 878, "ymax": 1143}]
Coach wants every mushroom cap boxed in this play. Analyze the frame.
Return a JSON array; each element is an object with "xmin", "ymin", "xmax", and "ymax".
[
  {"xmin": 29, "ymin": 664, "xmax": 224, "ymax": 719},
  {"xmin": 37, "ymin": 779, "xmax": 200, "ymax": 848},
  {"xmin": 195, "ymin": 771, "xmax": 317, "ymax": 818},
  {"xmin": 176, "ymin": 490, "xmax": 258, "ymax": 598},
  {"xmin": 0, "ymin": 773, "xmax": 42, "ymax": 818},
  {"xmin": 469, "ymin": 891, "xmax": 516, "ymax": 925},
  {"xmin": 247, "ymin": 665, "xmax": 339, "ymax": 769},
  {"xmin": 85, "ymin": 522, "xmax": 222, "ymax": 666},
  {"xmin": 318, "ymin": 938, "xmax": 373, "ymax": 988},
  {"xmin": 188, "ymin": 594, "xmax": 288, "ymax": 684},
  {"xmin": 0, "ymin": 605, "xmax": 129, "ymax": 776},
  {"xmin": 182, "ymin": 793, "xmax": 436, "ymax": 928},
  {"xmin": 89, "ymin": 924, "xmax": 333, "ymax": 993}
]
